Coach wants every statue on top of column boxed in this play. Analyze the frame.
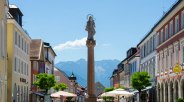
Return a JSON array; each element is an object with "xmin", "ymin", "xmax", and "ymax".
[{"xmin": 85, "ymin": 15, "xmax": 96, "ymax": 40}]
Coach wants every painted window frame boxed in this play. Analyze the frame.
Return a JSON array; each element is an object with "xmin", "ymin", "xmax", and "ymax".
[
  {"xmin": 169, "ymin": 20, "xmax": 173, "ymax": 37},
  {"xmin": 175, "ymin": 15, "xmax": 179, "ymax": 34},
  {"xmin": 165, "ymin": 25, "xmax": 168, "ymax": 40},
  {"xmin": 181, "ymin": 10, "xmax": 184, "ymax": 29}
]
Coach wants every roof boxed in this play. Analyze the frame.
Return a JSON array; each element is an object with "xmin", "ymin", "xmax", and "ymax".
[
  {"xmin": 54, "ymin": 67, "xmax": 69, "ymax": 78},
  {"xmin": 30, "ymin": 39, "xmax": 43, "ymax": 60},
  {"xmin": 9, "ymin": 4, "xmax": 23, "ymax": 16},
  {"xmin": 137, "ymin": 0, "xmax": 182, "ymax": 47},
  {"xmin": 44, "ymin": 42, "xmax": 57, "ymax": 56}
]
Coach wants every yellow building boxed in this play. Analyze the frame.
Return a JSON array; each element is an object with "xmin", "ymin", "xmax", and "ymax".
[
  {"xmin": 7, "ymin": 5, "xmax": 31, "ymax": 102},
  {"xmin": 0, "ymin": 0, "xmax": 9, "ymax": 102}
]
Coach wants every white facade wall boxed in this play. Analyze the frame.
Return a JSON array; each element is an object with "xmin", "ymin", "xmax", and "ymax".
[{"xmin": 8, "ymin": 19, "xmax": 31, "ymax": 102}]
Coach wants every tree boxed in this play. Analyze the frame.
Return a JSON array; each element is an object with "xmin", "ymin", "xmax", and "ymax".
[
  {"xmin": 178, "ymin": 98, "xmax": 184, "ymax": 102},
  {"xmin": 34, "ymin": 73, "xmax": 56, "ymax": 94},
  {"xmin": 104, "ymin": 87, "xmax": 114, "ymax": 92},
  {"xmin": 53, "ymin": 83, "xmax": 68, "ymax": 91},
  {"xmin": 131, "ymin": 72, "xmax": 151, "ymax": 102}
]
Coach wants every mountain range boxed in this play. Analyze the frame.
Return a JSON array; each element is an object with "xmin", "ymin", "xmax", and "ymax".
[{"xmin": 55, "ymin": 59, "xmax": 120, "ymax": 87}]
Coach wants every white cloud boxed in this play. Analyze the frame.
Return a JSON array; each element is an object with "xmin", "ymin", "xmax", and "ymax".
[
  {"xmin": 102, "ymin": 43, "xmax": 111, "ymax": 47},
  {"xmin": 54, "ymin": 37, "xmax": 87, "ymax": 51}
]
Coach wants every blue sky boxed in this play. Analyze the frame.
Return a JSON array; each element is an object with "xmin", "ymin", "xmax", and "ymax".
[{"xmin": 9, "ymin": 0, "xmax": 177, "ymax": 62}]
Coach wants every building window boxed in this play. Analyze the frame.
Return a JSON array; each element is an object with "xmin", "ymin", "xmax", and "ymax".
[
  {"xmin": 161, "ymin": 29, "xmax": 164, "ymax": 43},
  {"xmin": 150, "ymin": 37, "xmax": 153, "ymax": 52},
  {"xmin": 21, "ymin": 61, "xmax": 23, "ymax": 74},
  {"xmin": 21, "ymin": 38, "xmax": 23, "ymax": 50},
  {"xmin": 161, "ymin": 54, "xmax": 164, "ymax": 73},
  {"xmin": 24, "ymin": 63, "xmax": 26, "ymax": 75},
  {"xmin": 18, "ymin": 59, "xmax": 20, "ymax": 73},
  {"xmin": 26, "ymin": 64, "xmax": 28, "ymax": 76},
  {"xmin": 153, "ymin": 34, "xmax": 156, "ymax": 49},
  {"xmin": 170, "ymin": 50, "xmax": 173, "ymax": 68},
  {"xmin": 144, "ymin": 44, "xmax": 146, "ymax": 57},
  {"xmin": 18, "ymin": 35, "xmax": 21, "ymax": 48},
  {"xmin": 170, "ymin": 21, "xmax": 173, "ymax": 37},
  {"xmin": 175, "ymin": 45, "xmax": 179, "ymax": 64},
  {"xmin": 15, "ymin": 31, "xmax": 17, "ymax": 45},
  {"xmin": 165, "ymin": 25, "xmax": 168, "ymax": 40},
  {"xmin": 27, "ymin": 44, "xmax": 29, "ymax": 54},
  {"xmin": 14, "ymin": 57, "xmax": 17, "ymax": 71},
  {"xmin": 153, "ymin": 58, "xmax": 155, "ymax": 76},
  {"xmin": 182, "ymin": 10, "xmax": 184, "ymax": 29},
  {"xmin": 56, "ymin": 76, "xmax": 60, "ymax": 82},
  {"xmin": 157, "ymin": 55, "xmax": 160, "ymax": 73},
  {"xmin": 175, "ymin": 16, "xmax": 179, "ymax": 33},
  {"xmin": 166, "ymin": 51, "xmax": 168, "ymax": 70}
]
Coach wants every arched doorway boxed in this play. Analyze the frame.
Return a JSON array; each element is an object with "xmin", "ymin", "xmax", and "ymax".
[
  {"xmin": 17, "ymin": 85, "xmax": 20, "ymax": 102},
  {"xmin": 165, "ymin": 82, "xmax": 168, "ymax": 102},
  {"xmin": 157, "ymin": 83, "xmax": 160, "ymax": 102},
  {"xmin": 161, "ymin": 83, "xmax": 164, "ymax": 102},
  {"xmin": 181, "ymin": 79, "xmax": 184, "ymax": 99},
  {"xmin": 174, "ymin": 80, "xmax": 179, "ymax": 102},
  {"xmin": 170, "ymin": 81, "xmax": 174, "ymax": 102},
  {"xmin": 13, "ymin": 84, "xmax": 17, "ymax": 102}
]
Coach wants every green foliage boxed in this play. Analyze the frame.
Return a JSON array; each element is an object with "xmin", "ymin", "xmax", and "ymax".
[
  {"xmin": 54, "ymin": 83, "xmax": 68, "ymax": 91},
  {"xmin": 178, "ymin": 98, "xmax": 184, "ymax": 102},
  {"xmin": 34, "ymin": 73, "xmax": 56, "ymax": 93},
  {"xmin": 53, "ymin": 85, "xmax": 60, "ymax": 91},
  {"xmin": 115, "ymin": 85, "xmax": 124, "ymax": 89},
  {"xmin": 104, "ymin": 87, "xmax": 114, "ymax": 92},
  {"xmin": 131, "ymin": 72, "xmax": 151, "ymax": 92}
]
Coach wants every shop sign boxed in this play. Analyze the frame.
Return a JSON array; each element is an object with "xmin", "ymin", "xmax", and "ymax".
[
  {"xmin": 173, "ymin": 63, "xmax": 182, "ymax": 73},
  {"xmin": 20, "ymin": 78, "xmax": 26, "ymax": 83}
]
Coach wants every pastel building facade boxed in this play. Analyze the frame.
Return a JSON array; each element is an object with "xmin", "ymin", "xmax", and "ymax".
[
  {"xmin": 137, "ymin": 27, "xmax": 157, "ymax": 102},
  {"xmin": 54, "ymin": 67, "xmax": 73, "ymax": 92},
  {"xmin": 118, "ymin": 62, "xmax": 124, "ymax": 87},
  {"xmin": 44, "ymin": 42, "xmax": 56, "ymax": 75},
  {"xmin": 30, "ymin": 39, "xmax": 45, "ymax": 102},
  {"xmin": 0, "ymin": 0, "xmax": 8, "ymax": 102},
  {"xmin": 7, "ymin": 5, "xmax": 31, "ymax": 102},
  {"xmin": 123, "ymin": 48, "xmax": 138, "ymax": 88},
  {"xmin": 156, "ymin": 0, "xmax": 184, "ymax": 102}
]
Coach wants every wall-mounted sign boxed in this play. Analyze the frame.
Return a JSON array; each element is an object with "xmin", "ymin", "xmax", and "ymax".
[
  {"xmin": 20, "ymin": 78, "xmax": 26, "ymax": 83},
  {"xmin": 173, "ymin": 63, "xmax": 182, "ymax": 73}
]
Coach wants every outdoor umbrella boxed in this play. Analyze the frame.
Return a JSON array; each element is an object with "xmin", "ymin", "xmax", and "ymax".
[
  {"xmin": 100, "ymin": 92, "xmax": 116, "ymax": 97},
  {"xmin": 106, "ymin": 88, "xmax": 134, "ymax": 102},
  {"xmin": 107, "ymin": 88, "xmax": 133, "ymax": 97},
  {"xmin": 50, "ymin": 91, "xmax": 77, "ymax": 98}
]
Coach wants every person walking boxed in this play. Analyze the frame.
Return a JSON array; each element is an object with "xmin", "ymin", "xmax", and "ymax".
[{"xmin": 120, "ymin": 96, "xmax": 126, "ymax": 102}]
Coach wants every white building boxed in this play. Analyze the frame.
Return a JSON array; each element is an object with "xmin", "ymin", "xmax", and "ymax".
[
  {"xmin": 44, "ymin": 42, "xmax": 56, "ymax": 75},
  {"xmin": 7, "ymin": 5, "xmax": 31, "ymax": 102}
]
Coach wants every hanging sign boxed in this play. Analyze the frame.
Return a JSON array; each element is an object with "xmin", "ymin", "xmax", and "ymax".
[{"xmin": 173, "ymin": 63, "xmax": 182, "ymax": 73}]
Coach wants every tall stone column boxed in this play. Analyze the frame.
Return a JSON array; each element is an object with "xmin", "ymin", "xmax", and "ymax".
[
  {"xmin": 85, "ymin": 15, "xmax": 96, "ymax": 102},
  {"xmin": 86, "ymin": 40, "xmax": 96, "ymax": 102}
]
